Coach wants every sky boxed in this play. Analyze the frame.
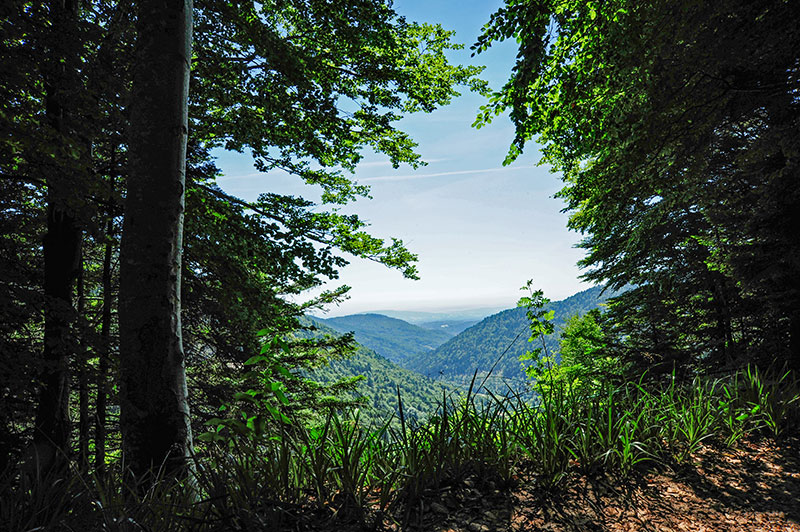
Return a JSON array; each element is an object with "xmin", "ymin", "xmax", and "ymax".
[{"xmin": 212, "ymin": 0, "xmax": 591, "ymax": 316}]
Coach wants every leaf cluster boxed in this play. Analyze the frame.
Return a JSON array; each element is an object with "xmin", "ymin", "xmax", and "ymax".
[{"xmin": 477, "ymin": 0, "xmax": 800, "ymax": 373}]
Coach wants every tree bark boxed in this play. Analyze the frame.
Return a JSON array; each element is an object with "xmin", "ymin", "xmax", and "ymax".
[
  {"xmin": 789, "ymin": 312, "xmax": 800, "ymax": 373},
  {"xmin": 95, "ymin": 168, "xmax": 115, "ymax": 473},
  {"xmin": 32, "ymin": 0, "xmax": 82, "ymax": 475},
  {"xmin": 77, "ymin": 246, "xmax": 89, "ymax": 467},
  {"xmin": 35, "ymin": 198, "xmax": 81, "ymax": 470},
  {"xmin": 119, "ymin": 0, "xmax": 193, "ymax": 482}
]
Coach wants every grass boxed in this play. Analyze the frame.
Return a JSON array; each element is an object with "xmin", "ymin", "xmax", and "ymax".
[{"xmin": 3, "ymin": 365, "xmax": 798, "ymax": 531}]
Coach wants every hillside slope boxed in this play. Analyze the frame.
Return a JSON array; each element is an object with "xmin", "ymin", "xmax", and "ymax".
[
  {"xmin": 320, "ymin": 313, "xmax": 452, "ymax": 364},
  {"xmin": 403, "ymin": 285, "xmax": 611, "ymax": 384},
  {"xmin": 304, "ymin": 318, "xmax": 450, "ymax": 422}
]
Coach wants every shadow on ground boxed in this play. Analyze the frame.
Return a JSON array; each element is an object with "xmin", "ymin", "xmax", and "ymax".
[{"xmin": 398, "ymin": 437, "xmax": 800, "ymax": 532}]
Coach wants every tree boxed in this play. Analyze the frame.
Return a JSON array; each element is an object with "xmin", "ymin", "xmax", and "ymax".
[
  {"xmin": 556, "ymin": 309, "xmax": 618, "ymax": 391},
  {"xmin": 1, "ymin": 0, "xmax": 483, "ymax": 477},
  {"xmin": 117, "ymin": 0, "xmax": 482, "ymax": 480},
  {"xmin": 32, "ymin": 0, "xmax": 89, "ymax": 474},
  {"xmin": 1, "ymin": 0, "xmax": 121, "ymax": 473},
  {"xmin": 476, "ymin": 0, "xmax": 800, "ymax": 373},
  {"xmin": 118, "ymin": 0, "xmax": 194, "ymax": 481}
]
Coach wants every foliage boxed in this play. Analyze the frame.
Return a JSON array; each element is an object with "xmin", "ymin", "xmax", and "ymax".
[
  {"xmin": 517, "ymin": 279, "xmax": 556, "ymax": 379},
  {"xmin": 0, "ymin": 0, "xmax": 485, "ymax": 469},
  {"xmin": 476, "ymin": 0, "xmax": 800, "ymax": 373},
  {"xmin": 530, "ymin": 309, "xmax": 623, "ymax": 395},
  {"xmin": 192, "ymin": 0, "xmax": 488, "ymax": 205}
]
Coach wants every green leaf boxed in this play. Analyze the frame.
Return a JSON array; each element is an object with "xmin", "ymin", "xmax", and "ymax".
[
  {"xmin": 196, "ymin": 432, "xmax": 226, "ymax": 442},
  {"xmin": 244, "ymin": 355, "xmax": 270, "ymax": 365}
]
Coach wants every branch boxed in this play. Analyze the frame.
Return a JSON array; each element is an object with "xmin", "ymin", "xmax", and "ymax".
[{"xmin": 0, "ymin": 172, "xmax": 45, "ymax": 186}]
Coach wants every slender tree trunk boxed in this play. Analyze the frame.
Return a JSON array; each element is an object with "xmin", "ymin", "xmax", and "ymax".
[
  {"xmin": 95, "ymin": 168, "xmax": 115, "ymax": 473},
  {"xmin": 35, "ymin": 199, "xmax": 81, "ymax": 470},
  {"xmin": 119, "ymin": 0, "xmax": 194, "ymax": 482},
  {"xmin": 712, "ymin": 275, "xmax": 734, "ymax": 366},
  {"xmin": 789, "ymin": 312, "xmax": 800, "ymax": 373},
  {"xmin": 32, "ymin": 0, "xmax": 82, "ymax": 474},
  {"xmin": 77, "ymin": 246, "xmax": 90, "ymax": 467}
]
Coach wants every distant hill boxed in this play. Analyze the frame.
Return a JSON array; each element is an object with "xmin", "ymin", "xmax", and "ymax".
[
  {"xmin": 367, "ymin": 307, "xmax": 506, "ymax": 324},
  {"xmin": 402, "ymin": 285, "xmax": 612, "ymax": 386},
  {"xmin": 303, "ymin": 318, "xmax": 451, "ymax": 422},
  {"xmin": 320, "ymin": 313, "xmax": 452, "ymax": 364}
]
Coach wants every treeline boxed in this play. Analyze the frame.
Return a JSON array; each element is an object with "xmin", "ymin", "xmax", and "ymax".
[
  {"xmin": 477, "ymin": 0, "xmax": 800, "ymax": 376},
  {"xmin": 0, "ymin": 0, "xmax": 481, "ymax": 481}
]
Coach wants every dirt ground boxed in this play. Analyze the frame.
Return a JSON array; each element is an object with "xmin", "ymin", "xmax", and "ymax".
[{"xmin": 398, "ymin": 437, "xmax": 800, "ymax": 532}]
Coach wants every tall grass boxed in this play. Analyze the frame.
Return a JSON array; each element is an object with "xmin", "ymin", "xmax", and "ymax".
[{"xmin": 2, "ymin": 365, "xmax": 797, "ymax": 531}]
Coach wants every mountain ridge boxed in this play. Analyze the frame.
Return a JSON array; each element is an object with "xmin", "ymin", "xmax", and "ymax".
[
  {"xmin": 402, "ymin": 285, "xmax": 613, "ymax": 384},
  {"xmin": 319, "ymin": 312, "xmax": 452, "ymax": 364}
]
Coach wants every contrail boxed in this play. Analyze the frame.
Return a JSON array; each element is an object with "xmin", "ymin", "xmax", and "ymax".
[{"xmin": 360, "ymin": 165, "xmax": 529, "ymax": 183}]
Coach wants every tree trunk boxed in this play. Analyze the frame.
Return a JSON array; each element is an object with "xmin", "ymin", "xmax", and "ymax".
[
  {"xmin": 32, "ymin": 0, "xmax": 82, "ymax": 475},
  {"xmin": 119, "ymin": 0, "xmax": 194, "ymax": 483},
  {"xmin": 95, "ymin": 169, "xmax": 115, "ymax": 473},
  {"xmin": 77, "ymin": 246, "xmax": 89, "ymax": 467},
  {"xmin": 789, "ymin": 312, "xmax": 800, "ymax": 373},
  {"xmin": 35, "ymin": 199, "xmax": 81, "ymax": 471}
]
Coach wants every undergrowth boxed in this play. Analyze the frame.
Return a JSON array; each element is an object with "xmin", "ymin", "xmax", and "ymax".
[{"xmin": 2, "ymin": 366, "xmax": 798, "ymax": 532}]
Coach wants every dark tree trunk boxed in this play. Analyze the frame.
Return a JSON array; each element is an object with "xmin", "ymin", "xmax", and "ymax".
[
  {"xmin": 119, "ymin": 0, "xmax": 194, "ymax": 483},
  {"xmin": 712, "ymin": 275, "xmax": 734, "ymax": 366},
  {"xmin": 95, "ymin": 173, "xmax": 115, "ymax": 472},
  {"xmin": 789, "ymin": 312, "xmax": 800, "ymax": 373},
  {"xmin": 35, "ymin": 200, "xmax": 81, "ymax": 470},
  {"xmin": 77, "ymin": 246, "xmax": 90, "ymax": 467},
  {"xmin": 32, "ymin": 0, "xmax": 82, "ymax": 474}
]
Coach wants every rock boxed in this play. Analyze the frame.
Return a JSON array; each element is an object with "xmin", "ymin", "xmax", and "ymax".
[
  {"xmin": 483, "ymin": 510, "xmax": 497, "ymax": 520},
  {"xmin": 467, "ymin": 523, "xmax": 489, "ymax": 532},
  {"xmin": 444, "ymin": 496, "xmax": 459, "ymax": 508},
  {"xmin": 430, "ymin": 502, "xmax": 448, "ymax": 515}
]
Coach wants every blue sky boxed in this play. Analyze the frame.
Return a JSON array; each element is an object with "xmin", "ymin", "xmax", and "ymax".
[{"xmin": 213, "ymin": 0, "xmax": 591, "ymax": 316}]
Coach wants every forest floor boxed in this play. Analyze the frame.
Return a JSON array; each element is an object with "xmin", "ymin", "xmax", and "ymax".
[
  {"xmin": 293, "ymin": 436, "xmax": 800, "ymax": 531},
  {"xmin": 393, "ymin": 437, "xmax": 800, "ymax": 532}
]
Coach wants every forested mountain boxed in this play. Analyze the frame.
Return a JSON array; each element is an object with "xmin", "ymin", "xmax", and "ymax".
[
  {"xmin": 303, "ymin": 319, "xmax": 451, "ymax": 423},
  {"xmin": 320, "ymin": 314, "xmax": 452, "ymax": 364},
  {"xmin": 403, "ymin": 285, "xmax": 611, "ymax": 384}
]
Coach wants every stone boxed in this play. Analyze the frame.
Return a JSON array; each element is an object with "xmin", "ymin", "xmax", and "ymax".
[{"xmin": 430, "ymin": 502, "xmax": 448, "ymax": 515}]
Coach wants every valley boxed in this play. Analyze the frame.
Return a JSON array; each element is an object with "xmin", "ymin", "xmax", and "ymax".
[{"xmin": 312, "ymin": 284, "xmax": 613, "ymax": 409}]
